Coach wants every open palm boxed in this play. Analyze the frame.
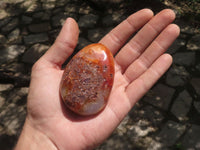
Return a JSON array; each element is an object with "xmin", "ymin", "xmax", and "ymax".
[{"xmin": 17, "ymin": 9, "xmax": 179, "ymax": 150}]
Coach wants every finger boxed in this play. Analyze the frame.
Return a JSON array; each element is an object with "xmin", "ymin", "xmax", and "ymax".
[
  {"xmin": 124, "ymin": 24, "xmax": 180, "ymax": 83},
  {"xmin": 41, "ymin": 18, "xmax": 79, "ymax": 68},
  {"xmin": 99, "ymin": 9, "xmax": 154, "ymax": 54},
  {"xmin": 126, "ymin": 54, "xmax": 172, "ymax": 105},
  {"xmin": 115, "ymin": 9, "xmax": 176, "ymax": 72}
]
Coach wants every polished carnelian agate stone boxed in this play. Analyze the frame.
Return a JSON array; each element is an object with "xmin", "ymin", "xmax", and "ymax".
[{"xmin": 60, "ymin": 43, "xmax": 115, "ymax": 115}]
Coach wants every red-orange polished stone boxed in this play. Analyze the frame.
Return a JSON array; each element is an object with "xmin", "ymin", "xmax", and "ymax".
[{"xmin": 60, "ymin": 43, "xmax": 115, "ymax": 115}]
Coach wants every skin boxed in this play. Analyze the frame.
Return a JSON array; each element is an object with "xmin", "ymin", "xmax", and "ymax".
[{"xmin": 15, "ymin": 9, "xmax": 180, "ymax": 150}]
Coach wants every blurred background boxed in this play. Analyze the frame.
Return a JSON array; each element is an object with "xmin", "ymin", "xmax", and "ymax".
[{"xmin": 0, "ymin": 0, "xmax": 199, "ymax": 149}]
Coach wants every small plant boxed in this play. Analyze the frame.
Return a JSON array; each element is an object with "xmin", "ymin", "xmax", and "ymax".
[{"xmin": 174, "ymin": 142, "xmax": 184, "ymax": 150}]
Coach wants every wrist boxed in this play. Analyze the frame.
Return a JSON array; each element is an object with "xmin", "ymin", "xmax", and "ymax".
[{"xmin": 15, "ymin": 118, "xmax": 57, "ymax": 150}]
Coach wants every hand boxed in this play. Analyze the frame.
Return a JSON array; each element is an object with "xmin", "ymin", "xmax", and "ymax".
[{"xmin": 15, "ymin": 9, "xmax": 179, "ymax": 150}]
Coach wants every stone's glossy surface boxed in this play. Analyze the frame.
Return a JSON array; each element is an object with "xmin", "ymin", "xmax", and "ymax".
[{"xmin": 60, "ymin": 43, "xmax": 115, "ymax": 115}]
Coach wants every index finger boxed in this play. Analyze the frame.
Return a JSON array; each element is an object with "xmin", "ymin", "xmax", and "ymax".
[{"xmin": 99, "ymin": 9, "xmax": 154, "ymax": 55}]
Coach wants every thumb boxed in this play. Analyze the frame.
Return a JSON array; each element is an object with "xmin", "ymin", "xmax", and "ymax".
[{"xmin": 41, "ymin": 18, "xmax": 79, "ymax": 68}]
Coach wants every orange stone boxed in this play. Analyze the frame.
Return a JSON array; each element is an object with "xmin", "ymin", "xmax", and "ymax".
[{"xmin": 60, "ymin": 43, "xmax": 115, "ymax": 115}]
